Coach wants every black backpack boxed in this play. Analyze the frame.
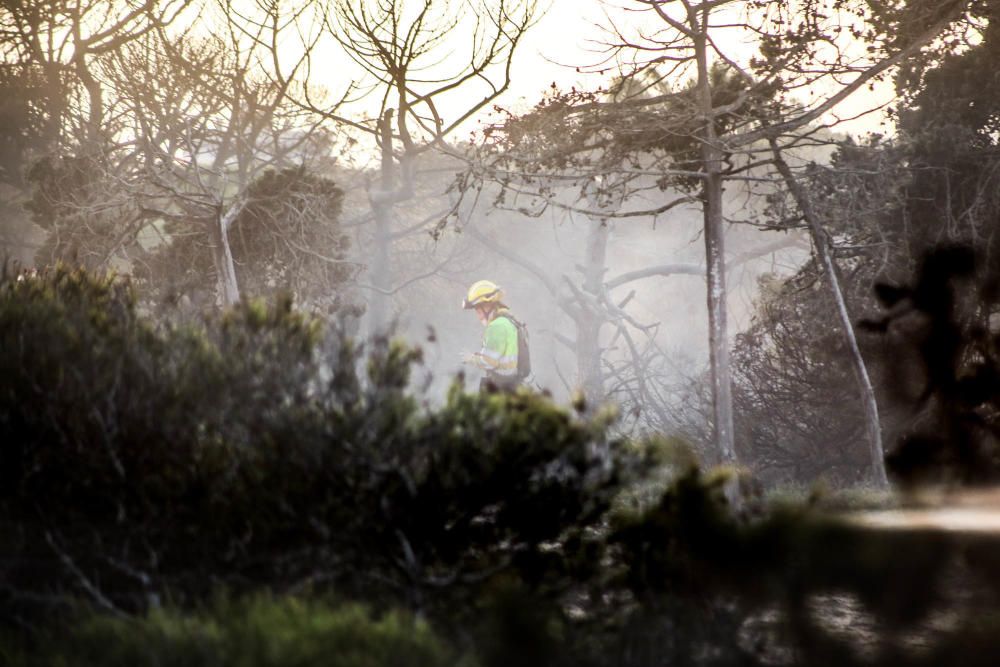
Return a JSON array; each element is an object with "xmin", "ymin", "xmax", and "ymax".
[{"xmin": 500, "ymin": 314, "xmax": 531, "ymax": 380}]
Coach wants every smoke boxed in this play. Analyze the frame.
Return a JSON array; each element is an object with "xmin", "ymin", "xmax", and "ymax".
[{"xmin": 341, "ymin": 158, "xmax": 809, "ymax": 412}]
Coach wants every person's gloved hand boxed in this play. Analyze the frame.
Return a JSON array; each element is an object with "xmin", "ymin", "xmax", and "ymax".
[{"xmin": 460, "ymin": 351, "xmax": 478, "ymax": 365}]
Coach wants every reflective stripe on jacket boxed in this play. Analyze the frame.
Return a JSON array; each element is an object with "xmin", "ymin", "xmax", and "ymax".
[{"xmin": 472, "ymin": 309, "xmax": 518, "ymax": 377}]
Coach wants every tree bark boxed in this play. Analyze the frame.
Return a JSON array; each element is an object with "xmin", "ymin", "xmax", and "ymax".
[
  {"xmin": 693, "ymin": 7, "xmax": 737, "ymax": 469},
  {"xmin": 367, "ymin": 110, "xmax": 396, "ymax": 337},
  {"xmin": 214, "ymin": 201, "xmax": 242, "ymax": 307},
  {"xmin": 578, "ymin": 211, "xmax": 610, "ymax": 405},
  {"xmin": 769, "ymin": 141, "xmax": 889, "ymax": 488},
  {"xmin": 68, "ymin": 4, "xmax": 105, "ymax": 146}
]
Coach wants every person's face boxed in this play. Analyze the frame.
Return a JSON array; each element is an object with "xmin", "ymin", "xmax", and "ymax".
[{"xmin": 475, "ymin": 304, "xmax": 491, "ymax": 326}]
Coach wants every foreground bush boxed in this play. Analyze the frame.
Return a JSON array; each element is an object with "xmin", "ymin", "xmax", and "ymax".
[
  {"xmin": 8, "ymin": 596, "xmax": 454, "ymax": 667},
  {"xmin": 6, "ymin": 266, "xmax": 1000, "ymax": 666},
  {"xmin": 0, "ymin": 266, "xmax": 619, "ymax": 640}
]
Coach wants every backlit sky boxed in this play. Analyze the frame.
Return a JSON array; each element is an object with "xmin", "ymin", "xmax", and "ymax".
[
  {"xmin": 461, "ymin": 0, "xmax": 892, "ymax": 137},
  {"xmin": 251, "ymin": 0, "xmax": 895, "ymax": 153}
]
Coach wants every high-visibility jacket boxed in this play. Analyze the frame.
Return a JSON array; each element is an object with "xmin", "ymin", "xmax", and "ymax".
[{"xmin": 471, "ymin": 308, "xmax": 519, "ymax": 382}]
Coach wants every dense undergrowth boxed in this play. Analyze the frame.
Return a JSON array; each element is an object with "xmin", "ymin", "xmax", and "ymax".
[
  {"xmin": 2, "ymin": 597, "xmax": 454, "ymax": 667},
  {"xmin": 3, "ymin": 265, "xmax": 1000, "ymax": 666}
]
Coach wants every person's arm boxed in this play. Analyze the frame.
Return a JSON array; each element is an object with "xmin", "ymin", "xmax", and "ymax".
[{"xmin": 472, "ymin": 321, "xmax": 517, "ymax": 374}]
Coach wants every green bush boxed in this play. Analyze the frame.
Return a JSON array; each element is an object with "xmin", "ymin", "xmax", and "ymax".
[
  {"xmin": 0, "ymin": 266, "xmax": 620, "ymax": 632},
  {"xmin": 7, "ymin": 266, "xmax": 1000, "ymax": 667},
  {"xmin": 24, "ymin": 596, "xmax": 456, "ymax": 667}
]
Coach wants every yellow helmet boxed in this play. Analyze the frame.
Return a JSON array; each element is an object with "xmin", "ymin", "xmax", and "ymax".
[{"xmin": 462, "ymin": 280, "xmax": 504, "ymax": 309}]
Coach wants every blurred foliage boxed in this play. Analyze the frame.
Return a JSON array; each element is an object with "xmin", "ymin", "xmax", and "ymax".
[
  {"xmin": 0, "ymin": 265, "xmax": 619, "ymax": 661},
  {"xmin": 732, "ymin": 272, "xmax": 877, "ymax": 486},
  {"xmin": 19, "ymin": 157, "xmax": 356, "ymax": 317},
  {"xmin": 138, "ymin": 166, "xmax": 356, "ymax": 312},
  {"xmin": 861, "ymin": 245, "xmax": 1000, "ymax": 485},
  {"xmin": 24, "ymin": 154, "xmax": 138, "ymax": 270},
  {"xmin": 0, "ymin": 65, "xmax": 54, "ymax": 188},
  {"xmin": 6, "ymin": 596, "xmax": 456, "ymax": 667},
  {"xmin": 480, "ymin": 63, "xmax": 774, "ymax": 194},
  {"xmin": 4, "ymin": 266, "xmax": 1000, "ymax": 667}
]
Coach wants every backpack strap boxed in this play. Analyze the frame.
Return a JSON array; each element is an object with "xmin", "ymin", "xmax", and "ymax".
[{"xmin": 498, "ymin": 313, "xmax": 525, "ymax": 330}]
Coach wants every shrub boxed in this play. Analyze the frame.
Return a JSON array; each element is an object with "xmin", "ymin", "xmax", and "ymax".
[
  {"xmin": 0, "ymin": 266, "xmax": 620, "ymax": 634},
  {"xmin": 24, "ymin": 596, "xmax": 455, "ymax": 667},
  {"xmin": 8, "ymin": 264, "xmax": 1000, "ymax": 667}
]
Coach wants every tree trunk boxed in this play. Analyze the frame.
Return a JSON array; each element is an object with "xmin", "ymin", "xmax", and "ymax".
[
  {"xmin": 75, "ymin": 59, "xmax": 103, "ymax": 145},
  {"xmin": 578, "ymin": 212, "xmax": 610, "ymax": 404},
  {"xmin": 368, "ymin": 205, "xmax": 392, "ymax": 335},
  {"xmin": 770, "ymin": 142, "xmax": 889, "ymax": 488},
  {"xmin": 214, "ymin": 201, "xmax": 242, "ymax": 307},
  {"xmin": 367, "ymin": 110, "xmax": 396, "ymax": 337},
  {"xmin": 70, "ymin": 14, "xmax": 102, "ymax": 146},
  {"xmin": 694, "ymin": 11, "xmax": 737, "ymax": 469},
  {"xmin": 43, "ymin": 62, "xmax": 65, "ymax": 150}
]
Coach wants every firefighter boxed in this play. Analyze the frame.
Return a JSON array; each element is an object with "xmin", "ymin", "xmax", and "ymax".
[{"xmin": 460, "ymin": 280, "xmax": 528, "ymax": 392}]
